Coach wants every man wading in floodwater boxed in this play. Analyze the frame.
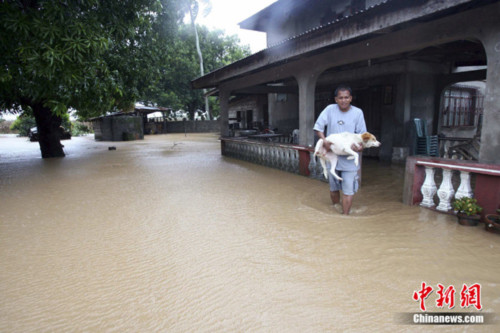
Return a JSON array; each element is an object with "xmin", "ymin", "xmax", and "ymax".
[{"xmin": 313, "ymin": 85, "xmax": 367, "ymax": 215}]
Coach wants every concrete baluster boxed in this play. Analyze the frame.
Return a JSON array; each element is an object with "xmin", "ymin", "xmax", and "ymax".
[
  {"xmin": 275, "ymin": 148, "xmax": 282, "ymax": 169},
  {"xmin": 308, "ymin": 151, "xmax": 317, "ymax": 178},
  {"xmin": 249, "ymin": 145, "xmax": 257, "ymax": 163},
  {"xmin": 285, "ymin": 149, "xmax": 292, "ymax": 172},
  {"xmin": 436, "ymin": 168, "xmax": 455, "ymax": 211},
  {"xmin": 455, "ymin": 171, "xmax": 473, "ymax": 199},
  {"xmin": 420, "ymin": 166, "xmax": 437, "ymax": 208},
  {"xmin": 292, "ymin": 150, "xmax": 299, "ymax": 173},
  {"xmin": 279, "ymin": 149, "xmax": 286, "ymax": 170},
  {"xmin": 264, "ymin": 146, "xmax": 268, "ymax": 165}
]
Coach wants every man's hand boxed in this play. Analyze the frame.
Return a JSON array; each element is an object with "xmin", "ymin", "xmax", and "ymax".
[
  {"xmin": 323, "ymin": 140, "xmax": 333, "ymax": 151},
  {"xmin": 351, "ymin": 143, "xmax": 363, "ymax": 152}
]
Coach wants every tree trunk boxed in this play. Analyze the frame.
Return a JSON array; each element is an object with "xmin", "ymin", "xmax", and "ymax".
[
  {"xmin": 32, "ymin": 103, "xmax": 65, "ymax": 158},
  {"xmin": 189, "ymin": 4, "xmax": 211, "ymax": 120}
]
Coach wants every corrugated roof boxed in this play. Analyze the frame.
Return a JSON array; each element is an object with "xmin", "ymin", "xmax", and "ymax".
[
  {"xmin": 192, "ymin": 0, "xmax": 484, "ymax": 89},
  {"xmin": 264, "ymin": 0, "xmax": 393, "ymax": 50}
]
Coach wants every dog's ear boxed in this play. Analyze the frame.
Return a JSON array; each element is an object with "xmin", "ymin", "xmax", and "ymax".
[{"xmin": 361, "ymin": 132, "xmax": 373, "ymax": 142}]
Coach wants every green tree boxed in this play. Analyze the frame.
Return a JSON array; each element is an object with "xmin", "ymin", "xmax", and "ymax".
[
  {"xmin": 147, "ymin": 24, "xmax": 250, "ymax": 119},
  {"xmin": 0, "ymin": 0, "xmax": 187, "ymax": 158}
]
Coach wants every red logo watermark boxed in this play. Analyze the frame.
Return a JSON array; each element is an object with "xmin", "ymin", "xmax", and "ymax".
[{"xmin": 413, "ymin": 282, "xmax": 482, "ymax": 311}]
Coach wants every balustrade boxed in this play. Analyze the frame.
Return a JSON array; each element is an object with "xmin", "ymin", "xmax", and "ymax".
[
  {"xmin": 405, "ymin": 156, "xmax": 500, "ymax": 218},
  {"xmin": 221, "ymin": 138, "xmax": 306, "ymax": 176}
]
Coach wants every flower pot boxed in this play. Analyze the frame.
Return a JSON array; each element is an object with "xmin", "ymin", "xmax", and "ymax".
[
  {"xmin": 485, "ymin": 214, "xmax": 500, "ymax": 234},
  {"xmin": 457, "ymin": 213, "xmax": 481, "ymax": 226}
]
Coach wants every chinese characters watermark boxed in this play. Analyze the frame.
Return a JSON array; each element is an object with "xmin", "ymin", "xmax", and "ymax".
[{"xmin": 412, "ymin": 282, "xmax": 482, "ymax": 311}]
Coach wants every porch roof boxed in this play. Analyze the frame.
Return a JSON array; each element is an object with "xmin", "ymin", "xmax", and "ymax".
[{"xmin": 191, "ymin": 0, "xmax": 490, "ymax": 90}]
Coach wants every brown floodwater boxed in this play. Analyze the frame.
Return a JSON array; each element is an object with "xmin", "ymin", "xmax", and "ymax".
[{"xmin": 1, "ymin": 133, "xmax": 499, "ymax": 332}]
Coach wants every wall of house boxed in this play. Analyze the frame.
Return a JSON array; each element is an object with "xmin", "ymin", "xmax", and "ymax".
[
  {"xmin": 268, "ymin": 93, "xmax": 299, "ymax": 135},
  {"xmin": 93, "ymin": 116, "xmax": 143, "ymax": 141}
]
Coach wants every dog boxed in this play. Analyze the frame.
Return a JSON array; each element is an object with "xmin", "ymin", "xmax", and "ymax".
[{"xmin": 314, "ymin": 132, "xmax": 381, "ymax": 181}]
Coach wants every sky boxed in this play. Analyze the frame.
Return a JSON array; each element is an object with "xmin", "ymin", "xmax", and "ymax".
[{"xmin": 193, "ymin": 0, "xmax": 277, "ymax": 53}]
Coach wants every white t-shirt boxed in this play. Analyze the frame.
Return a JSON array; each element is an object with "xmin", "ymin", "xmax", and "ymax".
[{"xmin": 313, "ymin": 104, "xmax": 367, "ymax": 171}]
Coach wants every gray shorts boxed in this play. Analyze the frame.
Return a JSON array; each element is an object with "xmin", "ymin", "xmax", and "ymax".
[{"xmin": 328, "ymin": 169, "xmax": 359, "ymax": 195}]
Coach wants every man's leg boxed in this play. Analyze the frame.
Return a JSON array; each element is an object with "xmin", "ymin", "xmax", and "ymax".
[
  {"xmin": 330, "ymin": 191, "xmax": 340, "ymax": 205},
  {"xmin": 342, "ymin": 194, "xmax": 354, "ymax": 215},
  {"xmin": 327, "ymin": 162, "xmax": 342, "ymax": 206},
  {"xmin": 339, "ymin": 171, "xmax": 359, "ymax": 215}
]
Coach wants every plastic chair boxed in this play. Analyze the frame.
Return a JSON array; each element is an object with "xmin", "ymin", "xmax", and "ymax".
[{"xmin": 414, "ymin": 118, "xmax": 439, "ymax": 156}]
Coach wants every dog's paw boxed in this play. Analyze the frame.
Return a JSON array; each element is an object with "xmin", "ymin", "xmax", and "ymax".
[
  {"xmin": 347, "ymin": 156, "xmax": 355, "ymax": 160},
  {"xmin": 354, "ymin": 158, "xmax": 359, "ymax": 166}
]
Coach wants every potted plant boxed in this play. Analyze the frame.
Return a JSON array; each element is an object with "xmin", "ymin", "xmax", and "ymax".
[
  {"xmin": 452, "ymin": 196, "xmax": 483, "ymax": 226},
  {"xmin": 485, "ymin": 209, "xmax": 500, "ymax": 234}
]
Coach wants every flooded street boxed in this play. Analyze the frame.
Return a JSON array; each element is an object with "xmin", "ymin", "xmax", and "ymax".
[{"xmin": 1, "ymin": 133, "xmax": 499, "ymax": 332}]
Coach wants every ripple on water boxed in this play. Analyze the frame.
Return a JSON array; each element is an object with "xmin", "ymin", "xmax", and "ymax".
[{"xmin": 1, "ymin": 134, "xmax": 499, "ymax": 332}]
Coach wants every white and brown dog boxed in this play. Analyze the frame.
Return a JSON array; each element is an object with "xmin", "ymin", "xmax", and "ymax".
[{"xmin": 314, "ymin": 132, "xmax": 381, "ymax": 181}]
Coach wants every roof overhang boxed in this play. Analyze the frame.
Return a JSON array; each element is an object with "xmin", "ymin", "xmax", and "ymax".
[{"xmin": 192, "ymin": 0, "xmax": 492, "ymax": 91}]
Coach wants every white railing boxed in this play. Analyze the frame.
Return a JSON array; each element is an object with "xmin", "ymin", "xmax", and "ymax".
[
  {"xmin": 409, "ymin": 157, "xmax": 500, "ymax": 214},
  {"xmin": 221, "ymin": 137, "xmax": 357, "ymax": 184},
  {"xmin": 419, "ymin": 163, "xmax": 473, "ymax": 211},
  {"xmin": 222, "ymin": 138, "xmax": 301, "ymax": 174}
]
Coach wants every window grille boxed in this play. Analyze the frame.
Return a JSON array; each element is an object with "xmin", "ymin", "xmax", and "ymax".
[{"xmin": 441, "ymin": 85, "xmax": 484, "ymax": 128}]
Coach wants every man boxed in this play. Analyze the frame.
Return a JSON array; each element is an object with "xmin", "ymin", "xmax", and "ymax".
[{"xmin": 313, "ymin": 85, "xmax": 367, "ymax": 215}]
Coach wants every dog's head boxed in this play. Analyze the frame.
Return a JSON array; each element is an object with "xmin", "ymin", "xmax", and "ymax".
[{"xmin": 361, "ymin": 132, "xmax": 381, "ymax": 148}]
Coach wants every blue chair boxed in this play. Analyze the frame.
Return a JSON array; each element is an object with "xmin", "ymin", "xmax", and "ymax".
[{"xmin": 414, "ymin": 118, "xmax": 439, "ymax": 156}]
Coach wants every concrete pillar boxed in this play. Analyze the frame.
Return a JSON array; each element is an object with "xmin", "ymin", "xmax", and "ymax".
[
  {"xmin": 396, "ymin": 73, "xmax": 412, "ymax": 149},
  {"xmin": 295, "ymin": 71, "xmax": 320, "ymax": 147},
  {"xmin": 218, "ymin": 87, "xmax": 231, "ymax": 137},
  {"xmin": 479, "ymin": 28, "xmax": 500, "ymax": 164}
]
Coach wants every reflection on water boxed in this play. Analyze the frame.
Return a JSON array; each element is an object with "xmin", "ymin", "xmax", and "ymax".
[{"xmin": 1, "ymin": 134, "xmax": 499, "ymax": 332}]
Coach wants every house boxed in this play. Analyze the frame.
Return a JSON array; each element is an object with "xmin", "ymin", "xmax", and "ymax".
[
  {"xmin": 192, "ymin": 0, "xmax": 499, "ymax": 161},
  {"xmin": 191, "ymin": 0, "xmax": 500, "ymax": 218},
  {"xmin": 91, "ymin": 106, "xmax": 171, "ymax": 141}
]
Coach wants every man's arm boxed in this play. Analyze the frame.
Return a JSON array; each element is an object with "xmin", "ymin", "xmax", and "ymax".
[
  {"xmin": 352, "ymin": 109, "xmax": 367, "ymax": 152},
  {"xmin": 315, "ymin": 130, "xmax": 332, "ymax": 151}
]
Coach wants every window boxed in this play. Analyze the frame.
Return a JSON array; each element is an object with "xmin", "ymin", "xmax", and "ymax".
[{"xmin": 441, "ymin": 85, "xmax": 484, "ymax": 128}]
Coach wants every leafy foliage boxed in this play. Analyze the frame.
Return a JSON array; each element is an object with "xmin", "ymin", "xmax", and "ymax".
[
  {"xmin": 145, "ymin": 24, "xmax": 251, "ymax": 118},
  {"xmin": 9, "ymin": 115, "xmax": 36, "ymax": 136},
  {"xmin": 453, "ymin": 197, "xmax": 483, "ymax": 216},
  {"xmin": 10, "ymin": 114, "xmax": 71, "ymax": 136},
  {"xmin": 0, "ymin": 0, "xmax": 251, "ymax": 155},
  {"xmin": 0, "ymin": 0, "xmax": 188, "ymax": 120},
  {"xmin": 71, "ymin": 121, "xmax": 93, "ymax": 136}
]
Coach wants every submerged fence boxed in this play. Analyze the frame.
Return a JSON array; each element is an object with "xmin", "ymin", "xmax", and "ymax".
[{"xmin": 221, "ymin": 137, "xmax": 327, "ymax": 181}]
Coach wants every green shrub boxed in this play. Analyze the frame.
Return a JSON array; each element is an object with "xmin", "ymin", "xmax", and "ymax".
[
  {"xmin": 453, "ymin": 197, "xmax": 483, "ymax": 216},
  {"xmin": 71, "ymin": 121, "xmax": 93, "ymax": 136},
  {"xmin": 10, "ymin": 116, "xmax": 36, "ymax": 136}
]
